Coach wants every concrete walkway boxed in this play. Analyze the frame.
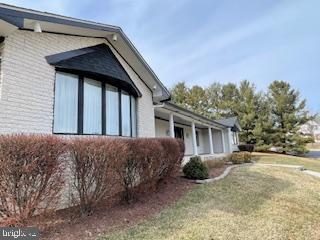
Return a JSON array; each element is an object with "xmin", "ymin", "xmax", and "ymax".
[
  {"xmin": 255, "ymin": 163, "xmax": 320, "ymax": 179},
  {"xmin": 196, "ymin": 162, "xmax": 320, "ymax": 184},
  {"xmin": 303, "ymin": 170, "xmax": 320, "ymax": 178},
  {"xmin": 305, "ymin": 149, "xmax": 320, "ymax": 159},
  {"xmin": 255, "ymin": 163, "xmax": 304, "ymax": 169}
]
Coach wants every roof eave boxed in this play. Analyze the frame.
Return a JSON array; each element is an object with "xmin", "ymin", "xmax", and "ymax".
[{"xmin": 0, "ymin": 3, "xmax": 171, "ymax": 101}]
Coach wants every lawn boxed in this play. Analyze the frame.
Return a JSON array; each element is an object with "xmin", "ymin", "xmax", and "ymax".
[
  {"xmin": 101, "ymin": 156, "xmax": 320, "ymax": 240},
  {"xmin": 253, "ymin": 152, "xmax": 320, "ymax": 172}
]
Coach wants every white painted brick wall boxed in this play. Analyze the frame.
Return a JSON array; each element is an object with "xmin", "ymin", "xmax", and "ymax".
[
  {"xmin": 0, "ymin": 42, "xmax": 3, "ymax": 100},
  {"xmin": 0, "ymin": 30, "xmax": 155, "ymax": 137}
]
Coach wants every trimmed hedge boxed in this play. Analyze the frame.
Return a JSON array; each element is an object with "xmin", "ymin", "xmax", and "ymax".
[
  {"xmin": 0, "ymin": 135, "xmax": 185, "ymax": 223},
  {"xmin": 69, "ymin": 137, "xmax": 128, "ymax": 214},
  {"xmin": 115, "ymin": 138, "xmax": 184, "ymax": 203},
  {"xmin": 183, "ymin": 156, "xmax": 209, "ymax": 180},
  {"xmin": 230, "ymin": 152, "xmax": 252, "ymax": 164},
  {"xmin": 238, "ymin": 144, "xmax": 255, "ymax": 152},
  {"xmin": 0, "ymin": 135, "xmax": 67, "ymax": 225}
]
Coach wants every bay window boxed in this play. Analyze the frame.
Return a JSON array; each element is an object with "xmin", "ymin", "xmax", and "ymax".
[{"xmin": 53, "ymin": 72, "xmax": 137, "ymax": 137}]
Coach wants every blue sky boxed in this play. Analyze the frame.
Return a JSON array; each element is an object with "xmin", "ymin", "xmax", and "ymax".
[{"xmin": 3, "ymin": 0, "xmax": 320, "ymax": 113}]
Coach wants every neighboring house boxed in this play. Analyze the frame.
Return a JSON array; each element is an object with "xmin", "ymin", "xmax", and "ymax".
[
  {"xmin": 0, "ymin": 4, "xmax": 240, "ymax": 160},
  {"xmin": 300, "ymin": 120, "xmax": 320, "ymax": 143}
]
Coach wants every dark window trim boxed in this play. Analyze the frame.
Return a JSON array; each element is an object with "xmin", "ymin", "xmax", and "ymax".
[
  {"xmin": 118, "ymin": 88, "xmax": 122, "ymax": 136},
  {"xmin": 130, "ymin": 95, "xmax": 132, "ymax": 137},
  {"xmin": 53, "ymin": 71, "xmax": 137, "ymax": 137},
  {"xmin": 102, "ymin": 83, "xmax": 106, "ymax": 135}
]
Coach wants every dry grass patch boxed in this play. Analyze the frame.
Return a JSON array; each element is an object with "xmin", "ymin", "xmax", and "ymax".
[
  {"xmin": 203, "ymin": 159, "xmax": 226, "ymax": 169},
  {"xmin": 101, "ymin": 163, "xmax": 320, "ymax": 240},
  {"xmin": 253, "ymin": 152, "xmax": 320, "ymax": 172}
]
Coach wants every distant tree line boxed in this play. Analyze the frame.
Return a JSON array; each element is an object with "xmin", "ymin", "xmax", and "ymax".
[{"xmin": 170, "ymin": 80, "xmax": 313, "ymax": 154}]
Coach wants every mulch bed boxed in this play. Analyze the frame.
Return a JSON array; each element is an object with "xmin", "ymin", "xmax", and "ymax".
[
  {"xmin": 26, "ymin": 164, "xmax": 228, "ymax": 240},
  {"xmin": 209, "ymin": 164, "xmax": 228, "ymax": 178},
  {"xmin": 36, "ymin": 177, "xmax": 194, "ymax": 240}
]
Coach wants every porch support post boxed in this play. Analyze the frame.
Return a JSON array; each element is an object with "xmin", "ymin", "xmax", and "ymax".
[
  {"xmin": 221, "ymin": 129, "xmax": 226, "ymax": 153},
  {"xmin": 208, "ymin": 127, "xmax": 214, "ymax": 154},
  {"xmin": 191, "ymin": 122, "xmax": 198, "ymax": 155},
  {"xmin": 169, "ymin": 113, "xmax": 175, "ymax": 138},
  {"xmin": 236, "ymin": 132, "xmax": 240, "ymax": 144},
  {"xmin": 227, "ymin": 128, "xmax": 233, "ymax": 153}
]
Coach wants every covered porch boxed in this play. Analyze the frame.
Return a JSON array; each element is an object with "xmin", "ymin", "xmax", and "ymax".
[{"xmin": 154, "ymin": 102, "xmax": 236, "ymax": 162}]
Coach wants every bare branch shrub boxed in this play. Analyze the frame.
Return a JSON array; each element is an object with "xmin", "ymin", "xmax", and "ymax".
[
  {"xmin": 116, "ymin": 138, "xmax": 185, "ymax": 203},
  {"xmin": 68, "ymin": 137, "xmax": 127, "ymax": 215},
  {"xmin": 0, "ymin": 135, "xmax": 66, "ymax": 226},
  {"xmin": 157, "ymin": 138, "xmax": 182, "ymax": 179}
]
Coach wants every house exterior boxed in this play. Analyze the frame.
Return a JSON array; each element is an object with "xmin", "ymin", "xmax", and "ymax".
[
  {"xmin": 300, "ymin": 120, "xmax": 320, "ymax": 143},
  {"xmin": 0, "ymin": 4, "xmax": 240, "ymax": 160}
]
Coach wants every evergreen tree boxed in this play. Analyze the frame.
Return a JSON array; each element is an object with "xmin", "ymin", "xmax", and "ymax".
[
  {"xmin": 252, "ymin": 93, "xmax": 275, "ymax": 151},
  {"xmin": 170, "ymin": 81, "xmax": 189, "ymax": 108},
  {"xmin": 206, "ymin": 82, "xmax": 223, "ymax": 118},
  {"xmin": 268, "ymin": 80, "xmax": 312, "ymax": 154},
  {"xmin": 187, "ymin": 85, "xmax": 209, "ymax": 117},
  {"xmin": 236, "ymin": 80, "xmax": 259, "ymax": 144},
  {"xmin": 219, "ymin": 83, "xmax": 239, "ymax": 117}
]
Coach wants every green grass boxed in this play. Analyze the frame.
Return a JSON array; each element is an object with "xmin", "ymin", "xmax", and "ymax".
[
  {"xmin": 253, "ymin": 152, "xmax": 320, "ymax": 172},
  {"xmin": 101, "ymin": 161, "xmax": 320, "ymax": 240}
]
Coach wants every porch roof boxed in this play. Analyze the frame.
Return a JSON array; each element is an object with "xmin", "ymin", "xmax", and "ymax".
[
  {"xmin": 155, "ymin": 102, "xmax": 228, "ymax": 129},
  {"xmin": 216, "ymin": 117, "xmax": 242, "ymax": 132}
]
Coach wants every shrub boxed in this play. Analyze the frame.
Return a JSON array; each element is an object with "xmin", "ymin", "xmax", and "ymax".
[
  {"xmin": 238, "ymin": 144, "xmax": 255, "ymax": 152},
  {"xmin": 0, "ymin": 135, "xmax": 66, "ymax": 226},
  {"xmin": 230, "ymin": 152, "xmax": 252, "ymax": 164},
  {"xmin": 157, "ymin": 138, "xmax": 183, "ymax": 179},
  {"xmin": 183, "ymin": 156, "xmax": 209, "ymax": 180},
  {"xmin": 69, "ymin": 137, "xmax": 128, "ymax": 214},
  {"xmin": 116, "ymin": 138, "xmax": 184, "ymax": 203},
  {"xmin": 116, "ymin": 138, "xmax": 161, "ymax": 202}
]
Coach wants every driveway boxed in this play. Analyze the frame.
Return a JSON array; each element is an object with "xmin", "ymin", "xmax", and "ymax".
[{"xmin": 305, "ymin": 149, "xmax": 320, "ymax": 159}]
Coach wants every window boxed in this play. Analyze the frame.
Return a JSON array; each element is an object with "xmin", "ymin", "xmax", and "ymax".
[
  {"xmin": 121, "ymin": 91, "xmax": 131, "ymax": 137},
  {"xmin": 131, "ymin": 96, "xmax": 137, "ymax": 137},
  {"xmin": 53, "ymin": 72, "xmax": 137, "ymax": 137},
  {"xmin": 106, "ymin": 84, "xmax": 119, "ymax": 135},
  {"xmin": 83, "ymin": 78, "xmax": 102, "ymax": 134},
  {"xmin": 196, "ymin": 130, "xmax": 200, "ymax": 146},
  {"xmin": 174, "ymin": 127, "xmax": 184, "ymax": 140},
  {"xmin": 53, "ymin": 73, "xmax": 78, "ymax": 133}
]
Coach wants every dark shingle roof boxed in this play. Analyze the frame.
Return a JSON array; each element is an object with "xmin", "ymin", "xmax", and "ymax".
[
  {"xmin": 46, "ymin": 44, "xmax": 141, "ymax": 97},
  {"xmin": 215, "ymin": 116, "xmax": 237, "ymax": 127},
  {"xmin": 216, "ymin": 116, "xmax": 241, "ymax": 131}
]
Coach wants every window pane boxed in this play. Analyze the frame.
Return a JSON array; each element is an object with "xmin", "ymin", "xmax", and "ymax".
[
  {"xmin": 83, "ymin": 78, "xmax": 102, "ymax": 134},
  {"xmin": 53, "ymin": 72, "xmax": 78, "ymax": 133},
  {"xmin": 131, "ymin": 96, "xmax": 137, "ymax": 137},
  {"xmin": 121, "ymin": 91, "xmax": 131, "ymax": 137},
  {"xmin": 106, "ymin": 84, "xmax": 119, "ymax": 135}
]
